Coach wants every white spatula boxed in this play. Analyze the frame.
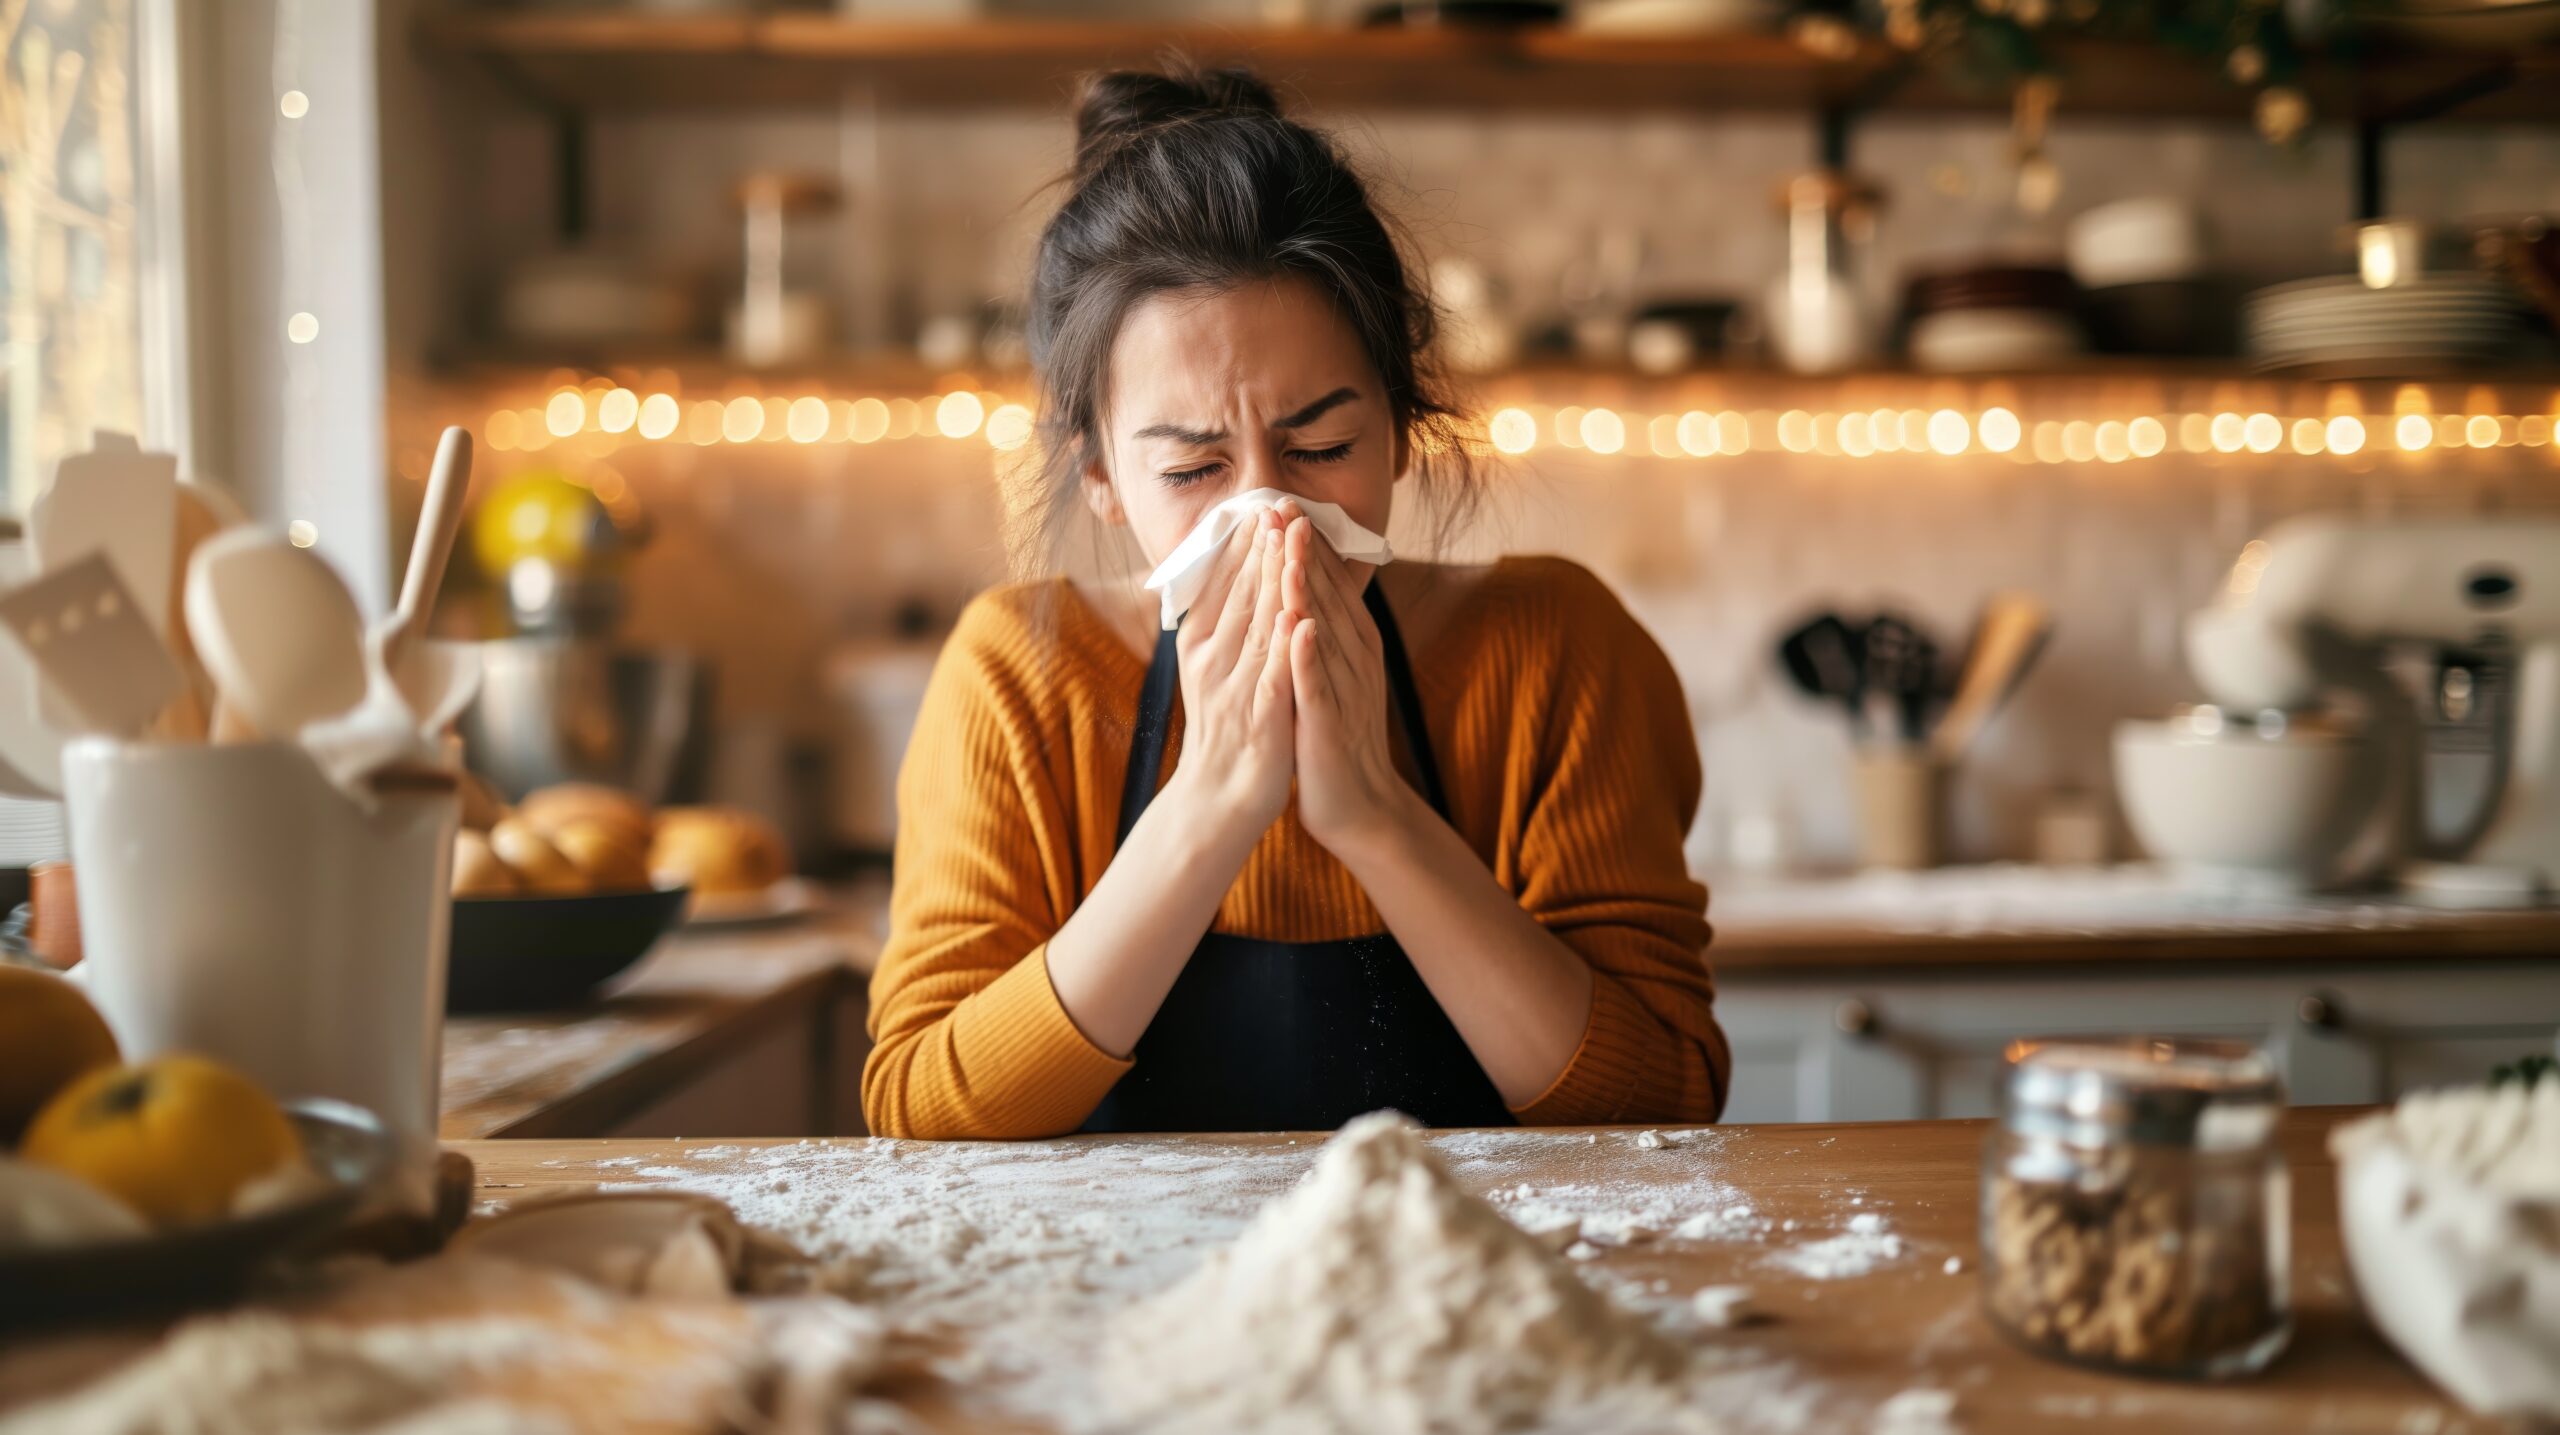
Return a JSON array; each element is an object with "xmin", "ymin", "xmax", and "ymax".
[
  {"xmin": 28, "ymin": 443, "xmax": 178, "ymax": 731},
  {"xmin": 0, "ymin": 538, "xmax": 71, "ymax": 793},
  {"xmin": 0, "ymin": 553, "xmax": 187, "ymax": 738},
  {"xmin": 183, "ymin": 530, "xmax": 368, "ymax": 744}
]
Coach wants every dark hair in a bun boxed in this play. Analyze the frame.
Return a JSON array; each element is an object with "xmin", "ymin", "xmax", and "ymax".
[
  {"xmin": 1071, "ymin": 67, "xmax": 1280, "ymax": 180},
  {"xmin": 1016, "ymin": 62, "xmax": 1472, "ymax": 571}
]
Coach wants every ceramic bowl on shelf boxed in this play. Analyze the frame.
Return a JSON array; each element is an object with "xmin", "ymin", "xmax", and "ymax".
[
  {"xmin": 2113, "ymin": 708, "xmax": 2380, "ymax": 890},
  {"xmin": 1908, "ymin": 308, "xmax": 2087, "ymax": 372},
  {"xmin": 2068, "ymin": 198, "xmax": 2211, "ymax": 290},
  {"xmin": 2244, "ymin": 274, "xmax": 2530, "ymax": 374}
]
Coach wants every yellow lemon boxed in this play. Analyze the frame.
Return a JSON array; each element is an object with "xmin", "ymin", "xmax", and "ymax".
[
  {"xmin": 0, "ymin": 964, "xmax": 121, "ymax": 1145},
  {"xmin": 21, "ymin": 1055, "xmax": 302, "ymax": 1227}
]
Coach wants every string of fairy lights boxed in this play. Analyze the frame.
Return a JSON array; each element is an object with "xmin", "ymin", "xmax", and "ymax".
[{"xmin": 477, "ymin": 373, "xmax": 2560, "ymax": 467}]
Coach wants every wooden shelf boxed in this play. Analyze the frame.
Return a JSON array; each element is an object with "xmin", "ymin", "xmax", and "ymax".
[{"xmin": 414, "ymin": 12, "xmax": 2560, "ymax": 124}]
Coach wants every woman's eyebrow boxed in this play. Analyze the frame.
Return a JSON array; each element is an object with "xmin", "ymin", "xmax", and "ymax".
[
  {"xmin": 1274, "ymin": 387, "xmax": 1359, "ymax": 430},
  {"xmin": 1129, "ymin": 388, "xmax": 1361, "ymax": 444},
  {"xmin": 1132, "ymin": 419, "xmax": 1223, "ymax": 444}
]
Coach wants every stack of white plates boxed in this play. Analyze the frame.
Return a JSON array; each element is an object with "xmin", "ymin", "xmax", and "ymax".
[{"xmin": 2245, "ymin": 275, "xmax": 2528, "ymax": 375}]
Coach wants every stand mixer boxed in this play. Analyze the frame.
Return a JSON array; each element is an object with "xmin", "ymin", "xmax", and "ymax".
[{"xmin": 2149, "ymin": 515, "xmax": 2560, "ymax": 904}]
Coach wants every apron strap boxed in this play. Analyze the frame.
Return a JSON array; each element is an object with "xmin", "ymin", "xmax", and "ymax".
[
  {"xmin": 1116, "ymin": 625, "xmax": 1182, "ymax": 848},
  {"xmin": 1366, "ymin": 580, "xmax": 1447, "ymax": 817},
  {"xmin": 1114, "ymin": 578, "xmax": 1445, "ymax": 847}
]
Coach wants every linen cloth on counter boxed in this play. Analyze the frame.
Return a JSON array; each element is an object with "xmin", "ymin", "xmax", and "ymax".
[{"xmin": 1142, "ymin": 488, "xmax": 1392, "ymax": 631}]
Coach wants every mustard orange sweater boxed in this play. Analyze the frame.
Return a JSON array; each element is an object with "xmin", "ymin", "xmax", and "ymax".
[{"xmin": 862, "ymin": 555, "xmax": 1728, "ymax": 1139}]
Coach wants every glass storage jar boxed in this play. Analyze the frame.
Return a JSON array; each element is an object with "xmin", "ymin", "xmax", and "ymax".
[{"xmin": 1981, "ymin": 1036, "xmax": 2291, "ymax": 1379}]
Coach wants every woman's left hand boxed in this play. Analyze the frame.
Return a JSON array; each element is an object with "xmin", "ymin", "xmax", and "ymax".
[{"xmin": 1280, "ymin": 503, "xmax": 1418, "ymax": 861}]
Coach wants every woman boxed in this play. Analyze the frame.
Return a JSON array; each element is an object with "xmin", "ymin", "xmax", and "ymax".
[{"xmin": 862, "ymin": 66, "xmax": 1728, "ymax": 1139}]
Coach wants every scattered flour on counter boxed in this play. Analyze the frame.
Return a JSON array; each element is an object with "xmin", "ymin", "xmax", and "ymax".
[
  {"xmin": 1097, "ymin": 1113, "xmax": 1695, "ymax": 1435},
  {"xmin": 1873, "ymin": 1387, "xmax": 1960, "ymax": 1435},
  {"xmin": 1767, "ymin": 1212, "xmax": 1905, "ymax": 1281},
  {"xmin": 589, "ymin": 1120, "xmax": 1844, "ymax": 1433}
]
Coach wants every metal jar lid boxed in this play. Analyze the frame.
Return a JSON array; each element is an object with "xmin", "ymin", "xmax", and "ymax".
[{"xmin": 1999, "ymin": 1036, "xmax": 2284, "ymax": 1151}]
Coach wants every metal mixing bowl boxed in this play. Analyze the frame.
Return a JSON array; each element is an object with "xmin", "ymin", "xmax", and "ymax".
[{"xmin": 458, "ymin": 639, "xmax": 711, "ymax": 804}]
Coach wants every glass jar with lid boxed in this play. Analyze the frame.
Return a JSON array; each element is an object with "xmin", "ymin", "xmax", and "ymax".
[{"xmin": 1981, "ymin": 1036, "xmax": 2291, "ymax": 1378}]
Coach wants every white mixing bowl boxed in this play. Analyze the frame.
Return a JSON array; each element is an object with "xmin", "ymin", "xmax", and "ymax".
[{"xmin": 2113, "ymin": 711, "xmax": 2380, "ymax": 887}]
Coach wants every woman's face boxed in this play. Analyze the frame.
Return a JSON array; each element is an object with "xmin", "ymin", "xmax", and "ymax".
[{"xmin": 1086, "ymin": 276, "xmax": 1404, "ymax": 570}]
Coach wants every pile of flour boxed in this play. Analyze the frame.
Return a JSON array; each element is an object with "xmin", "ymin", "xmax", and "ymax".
[{"xmin": 1096, "ymin": 1112, "xmax": 1697, "ymax": 1435}]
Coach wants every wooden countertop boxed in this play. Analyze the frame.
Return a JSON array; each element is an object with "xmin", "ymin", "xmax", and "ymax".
[
  {"xmin": 439, "ymin": 914, "xmax": 877, "ymax": 1139},
  {"xmin": 1709, "ymin": 866, "xmax": 2560, "ymax": 972},
  {"xmin": 456, "ymin": 1108, "xmax": 2498, "ymax": 1434}
]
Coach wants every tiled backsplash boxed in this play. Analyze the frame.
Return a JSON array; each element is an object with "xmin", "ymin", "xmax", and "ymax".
[{"xmin": 413, "ymin": 101, "xmax": 2560, "ymax": 867}]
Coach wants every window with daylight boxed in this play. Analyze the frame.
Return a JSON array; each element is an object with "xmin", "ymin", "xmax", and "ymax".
[{"xmin": 0, "ymin": 0, "xmax": 145, "ymax": 513}]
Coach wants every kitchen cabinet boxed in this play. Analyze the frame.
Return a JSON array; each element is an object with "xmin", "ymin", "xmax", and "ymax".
[{"xmin": 1716, "ymin": 961, "xmax": 2560, "ymax": 1124}]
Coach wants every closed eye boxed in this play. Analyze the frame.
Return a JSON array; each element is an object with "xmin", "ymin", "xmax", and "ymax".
[
  {"xmin": 1289, "ymin": 443, "xmax": 1354, "ymax": 465},
  {"xmin": 1161, "ymin": 461, "xmax": 1226, "ymax": 488}
]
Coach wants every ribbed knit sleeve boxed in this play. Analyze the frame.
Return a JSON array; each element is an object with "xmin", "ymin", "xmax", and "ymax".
[
  {"xmin": 861, "ymin": 595, "xmax": 1132, "ymax": 1139},
  {"xmin": 1499, "ymin": 561, "xmax": 1728, "ymax": 1126}
]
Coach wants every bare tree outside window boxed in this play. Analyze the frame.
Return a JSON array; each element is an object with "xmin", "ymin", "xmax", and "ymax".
[{"xmin": 0, "ymin": 0, "xmax": 143, "ymax": 513}]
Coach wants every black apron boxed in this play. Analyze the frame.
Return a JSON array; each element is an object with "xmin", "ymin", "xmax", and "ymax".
[{"xmin": 1080, "ymin": 582, "xmax": 1514, "ymax": 1133}]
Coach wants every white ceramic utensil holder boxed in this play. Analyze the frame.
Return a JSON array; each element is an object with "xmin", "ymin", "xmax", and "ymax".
[{"xmin": 62, "ymin": 738, "xmax": 457, "ymax": 1216}]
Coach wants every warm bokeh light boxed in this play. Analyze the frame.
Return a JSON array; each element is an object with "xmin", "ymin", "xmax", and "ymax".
[
  {"xmin": 2325, "ymin": 415, "xmax": 2364, "ymax": 455},
  {"xmin": 850, "ymin": 397, "xmax": 890, "ymax": 443},
  {"xmin": 759, "ymin": 396, "xmax": 790, "ymax": 442},
  {"xmin": 1926, "ymin": 409, "xmax": 1968, "ymax": 456},
  {"xmin": 2177, "ymin": 413, "xmax": 2210, "ymax": 452},
  {"xmin": 2032, "ymin": 421, "xmax": 2065, "ymax": 464},
  {"xmin": 722, "ymin": 395, "xmax": 764, "ymax": 443},
  {"xmin": 2523, "ymin": 415, "xmax": 2552, "ymax": 447},
  {"xmin": 1717, "ymin": 412, "xmax": 1749, "ymax": 456},
  {"xmin": 2243, "ymin": 413, "xmax": 2283, "ymax": 454},
  {"xmin": 2396, "ymin": 414, "xmax": 2432, "ymax": 452},
  {"xmin": 637, "ymin": 393, "xmax": 679, "ymax": 441},
  {"xmin": 1838, "ymin": 410, "xmax": 1874, "ymax": 457},
  {"xmin": 788, "ymin": 396, "xmax": 830, "ymax": 443},
  {"xmin": 597, "ymin": 388, "xmax": 638, "ymax": 435},
  {"xmin": 1554, "ymin": 406, "xmax": 1587, "ymax": 449},
  {"xmin": 1675, "ymin": 410, "xmax": 1714, "ymax": 458},
  {"xmin": 2127, "ymin": 416, "xmax": 2167, "ymax": 458},
  {"xmin": 486, "ymin": 409, "xmax": 523, "ymax": 452},
  {"xmin": 287, "ymin": 312, "xmax": 318, "ymax": 345},
  {"xmin": 2468, "ymin": 415, "xmax": 2501, "ymax": 448},
  {"xmin": 1581, "ymin": 407, "xmax": 1626, "ymax": 455},
  {"xmin": 1777, "ymin": 409, "xmax": 1814, "ymax": 454},
  {"xmin": 687, "ymin": 400, "xmax": 724, "ymax": 446},
  {"xmin": 986, "ymin": 403, "xmax": 1036, "ymax": 451},
  {"xmin": 545, "ymin": 390, "xmax": 585, "ymax": 438},
  {"xmin": 1490, "ymin": 407, "xmax": 1538, "ymax": 455},
  {"xmin": 1978, "ymin": 407, "xmax": 2021, "ymax": 453},
  {"xmin": 937, "ymin": 391, "xmax": 986, "ymax": 438},
  {"xmin": 279, "ymin": 89, "xmax": 309, "ymax": 119},
  {"xmin": 2210, "ymin": 413, "xmax": 2245, "ymax": 454},
  {"xmin": 1648, "ymin": 414, "xmax": 1679, "ymax": 457},
  {"xmin": 2289, "ymin": 418, "xmax": 2325, "ymax": 455},
  {"xmin": 1869, "ymin": 408, "xmax": 1904, "ymax": 453},
  {"xmin": 2063, "ymin": 421, "xmax": 2096, "ymax": 464},
  {"xmin": 2094, "ymin": 420, "xmax": 2129, "ymax": 464}
]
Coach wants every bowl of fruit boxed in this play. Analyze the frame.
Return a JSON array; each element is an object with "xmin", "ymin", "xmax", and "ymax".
[{"xmin": 0, "ymin": 965, "xmax": 391, "ymax": 1321}]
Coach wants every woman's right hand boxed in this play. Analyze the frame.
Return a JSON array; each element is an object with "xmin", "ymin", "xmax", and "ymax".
[{"xmin": 1167, "ymin": 507, "xmax": 1299, "ymax": 841}]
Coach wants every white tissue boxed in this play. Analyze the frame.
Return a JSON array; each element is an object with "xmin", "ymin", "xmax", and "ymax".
[{"xmin": 1141, "ymin": 488, "xmax": 1392, "ymax": 630}]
